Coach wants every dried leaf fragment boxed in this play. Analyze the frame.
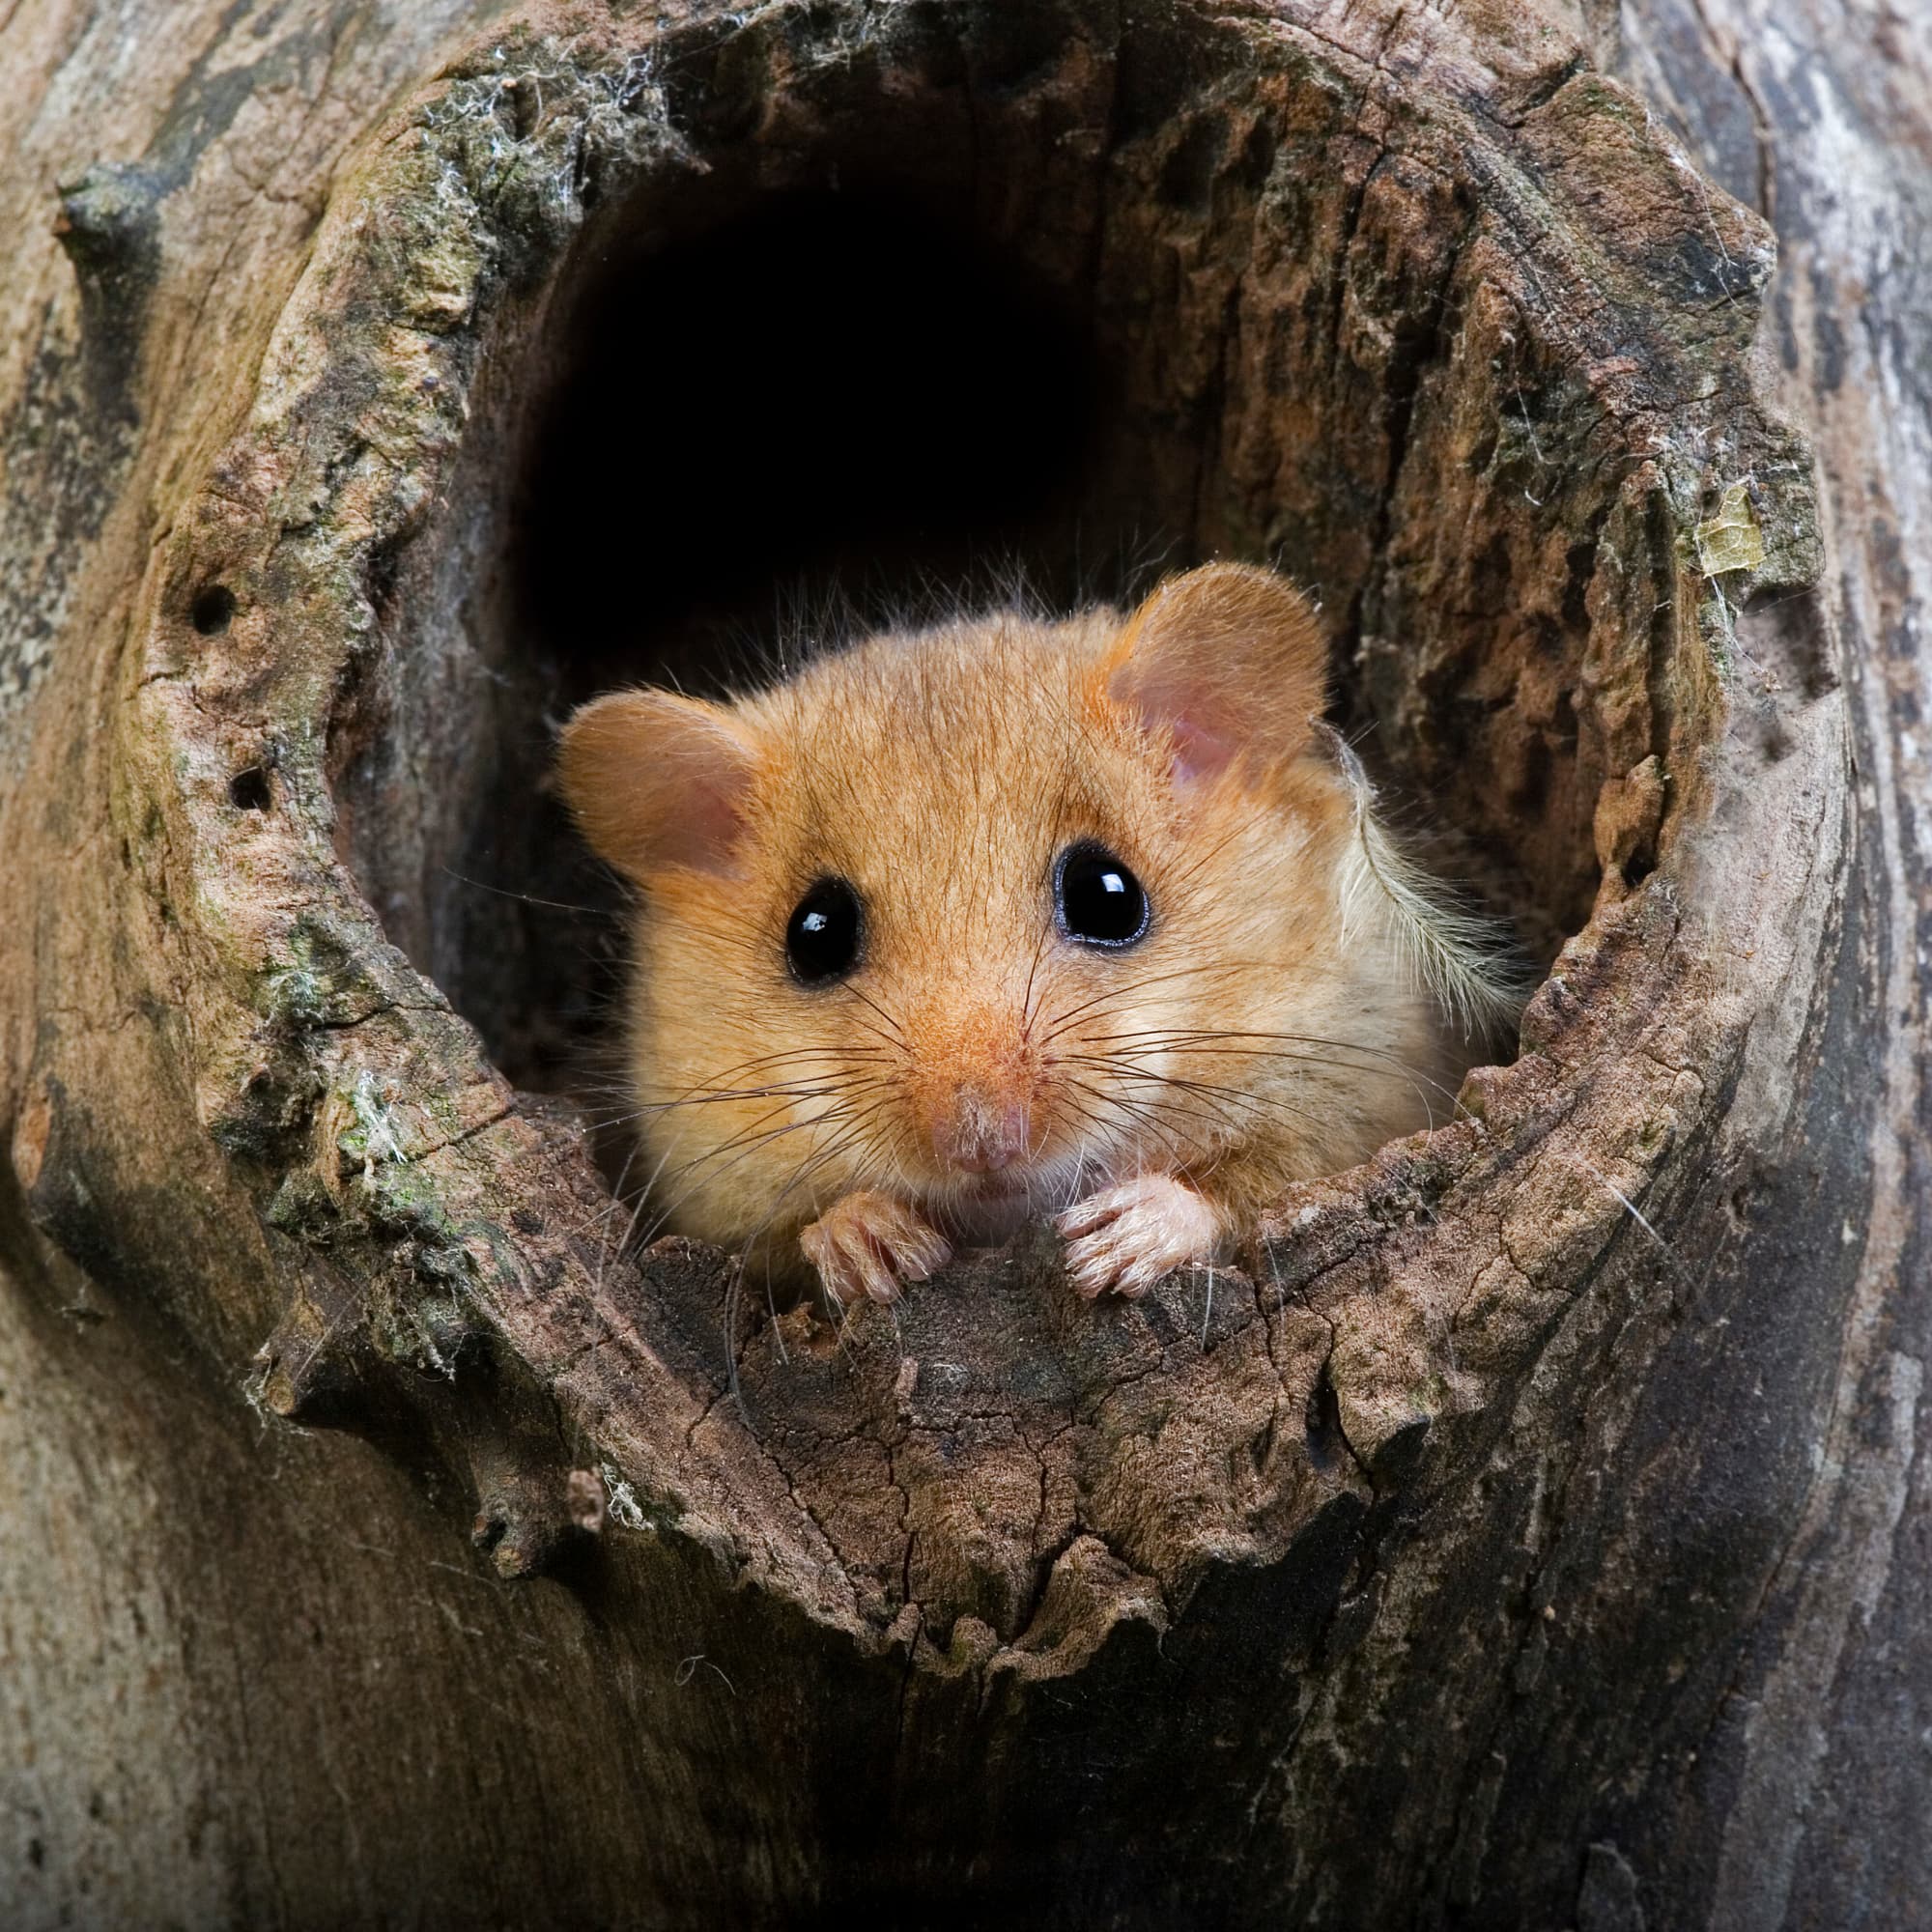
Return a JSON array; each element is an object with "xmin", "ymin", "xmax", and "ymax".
[{"xmin": 1694, "ymin": 481, "xmax": 1765, "ymax": 576}]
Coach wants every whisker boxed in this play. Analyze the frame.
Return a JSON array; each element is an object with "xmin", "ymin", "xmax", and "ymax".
[
  {"xmin": 1062, "ymin": 1077, "xmax": 1195, "ymax": 1170},
  {"xmin": 1064, "ymin": 1067, "xmax": 1246, "ymax": 1144},
  {"xmin": 439, "ymin": 866, "xmax": 614, "ymax": 919},
  {"xmin": 632, "ymin": 1105, "xmax": 857, "ymax": 1245},
  {"xmin": 584, "ymin": 1076, "xmax": 881, "ymax": 1131},
  {"xmin": 1020, "ymin": 911, "xmax": 1056, "ymax": 1040},
  {"xmin": 842, "ymin": 981, "xmax": 909, "ymax": 1045},
  {"xmin": 1078, "ymin": 1031, "xmax": 1471, "ymax": 1105},
  {"xmin": 650, "ymin": 1082, "xmax": 902, "ymax": 1241},
  {"xmin": 1068, "ymin": 1060, "xmax": 1331, "ymax": 1137}
]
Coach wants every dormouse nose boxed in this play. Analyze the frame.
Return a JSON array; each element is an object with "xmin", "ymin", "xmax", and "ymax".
[
  {"xmin": 932, "ymin": 1086, "xmax": 1033, "ymax": 1174},
  {"xmin": 910, "ymin": 1004, "xmax": 1039, "ymax": 1175}
]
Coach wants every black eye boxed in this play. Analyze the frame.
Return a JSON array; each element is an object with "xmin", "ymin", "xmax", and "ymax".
[
  {"xmin": 785, "ymin": 877, "xmax": 864, "ymax": 984},
  {"xmin": 1055, "ymin": 842, "xmax": 1150, "ymax": 948}
]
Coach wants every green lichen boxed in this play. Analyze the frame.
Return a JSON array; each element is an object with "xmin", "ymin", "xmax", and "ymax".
[
  {"xmin": 259, "ymin": 916, "xmax": 375, "ymax": 1030},
  {"xmin": 263, "ymin": 955, "xmax": 331, "ymax": 1029},
  {"xmin": 338, "ymin": 1067, "xmax": 407, "ymax": 1172}
]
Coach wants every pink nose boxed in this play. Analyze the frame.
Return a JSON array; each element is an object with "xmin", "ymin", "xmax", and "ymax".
[{"xmin": 932, "ymin": 1093, "xmax": 1033, "ymax": 1174}]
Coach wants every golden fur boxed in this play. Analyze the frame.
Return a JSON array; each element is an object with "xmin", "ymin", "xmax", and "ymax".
[{"xmin": 557, "ymin": 565, "xmax": 1514, "ymax": 1302}]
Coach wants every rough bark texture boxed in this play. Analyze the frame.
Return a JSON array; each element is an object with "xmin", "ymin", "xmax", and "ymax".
[{"xmin": 0, "ymin": 0, "xmax": 1920, "ymax": 1926}]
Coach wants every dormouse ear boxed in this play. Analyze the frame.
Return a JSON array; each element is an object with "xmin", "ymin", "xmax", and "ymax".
[
  {"xmin": 1104, "ymin": 562, "xmax": 1329, "ymax": 785},
  {"xmin": 555, "ymin": 689, "xmax": 757, "ymax": 882}
]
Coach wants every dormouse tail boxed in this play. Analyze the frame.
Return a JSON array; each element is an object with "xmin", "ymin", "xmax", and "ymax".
[{"xmin": 1321, "ymin": 725, "xmax": 1528, "ymax": 1048}]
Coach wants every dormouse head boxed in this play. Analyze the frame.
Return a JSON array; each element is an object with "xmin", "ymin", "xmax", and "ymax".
[{"xmin": 557, "ymin": 564, "xmax": 1434, "ymax": 1252}]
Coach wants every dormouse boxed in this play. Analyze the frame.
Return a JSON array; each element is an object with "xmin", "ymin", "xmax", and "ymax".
[{"xmin": 557, "ymin": 563, "xmax": 1517, "ymax": 1307}]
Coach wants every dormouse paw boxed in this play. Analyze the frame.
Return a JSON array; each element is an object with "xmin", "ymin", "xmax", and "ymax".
[
  {"xmin": 799, "ymin": 1191, "xmax": 952, "ymax": 1310},
  {"xmin": 1055, "ymin": 1173, "xmax": 1226, "ymax": 1299}
]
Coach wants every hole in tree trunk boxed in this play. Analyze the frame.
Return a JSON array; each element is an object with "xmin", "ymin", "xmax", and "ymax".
[
  {"xmin": 190, "ymin": 582, "xmax": 237, "ymax": 636},
  {"xmin": 327, "ymin": 12, "xmax": 1638, "ymax": 1178},
  {"xmin": 518, "ymin": 191, "xmax": 1109, "ymax": 698},
  {"xmin": 228, "ymin": 766, "xmax": 271, "ymax": 811},
  {"xmin": 171, "ymin": 0, "xmax": 1782, "ymax": 1655}
]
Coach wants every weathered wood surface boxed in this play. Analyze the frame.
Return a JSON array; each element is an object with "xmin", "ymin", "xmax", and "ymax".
[
  {"xmin": 0, "ymin": 0, "xmax": 1921, "ymax": 1925},
  {"xmin": 1590, "ymin": 3, "xmax": 1932, "ymax": 1924}
]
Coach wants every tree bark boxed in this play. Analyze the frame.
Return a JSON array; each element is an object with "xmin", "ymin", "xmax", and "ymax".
[{"xmin": 0, "ymin": 1, "xmax": 1921, "ymax": 1926}]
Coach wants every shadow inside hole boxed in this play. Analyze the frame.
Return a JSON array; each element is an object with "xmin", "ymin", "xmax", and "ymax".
[
  {"xmin": 229, "ymin": 766, "xmax": 271, "ymax": 811},
  {"xmin": 191, "ymin": 583, "xmax": 237, "ymax": 636},
  {"xmin": 437, "ymin": 185, "xmax": 1552, "ymax": 1130},
  {"xmin": 464, "ymin": 192, "xmax": 1139, "ymax": 1103},
  {"xmin": 515, "ymin": 190, "xmax": 1120, "ymax": 697}
]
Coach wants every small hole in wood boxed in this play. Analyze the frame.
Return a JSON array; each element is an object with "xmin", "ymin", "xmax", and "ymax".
[
  {"xmin": 191, "ymin": 584, "xmax": 238, "ymax": 635},
  {"xmin": 228, "ymin": 766, "xmax": 271, "ymax": 811}
]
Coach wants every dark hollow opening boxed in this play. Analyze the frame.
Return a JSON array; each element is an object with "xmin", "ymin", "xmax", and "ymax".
[
  {"xmin": 228, "ymin": 766, "xmax": 271, "ymax": 811},
  {"xmin": 423, "ymin": 192, "xmax": 1148, "ymax": 1101},
  {"xmin": 516, "ymin": 190, "xmax": 1112, "ymax": 698},
  {"xmin": 191, "ymin": 582, "xmax": 237, "ymax": 636},
  {"xmin": 340, "ymin": 43, "xmax": 1621, "ymax": 1133}
]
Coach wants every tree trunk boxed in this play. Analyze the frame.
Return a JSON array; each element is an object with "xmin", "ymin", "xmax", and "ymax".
[{"xmin": 0, "ymin": 1, "xmax": 1921, "ymax": 1926}]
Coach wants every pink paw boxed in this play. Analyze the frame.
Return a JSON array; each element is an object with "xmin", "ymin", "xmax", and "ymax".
[
  {"xmin": 1055, "ymin": 1173, "xmax": 1226, "ymax": 1299},
  {"xmin": 799, "ymin": 1191, "xmax": 952, "ymax": 1310}
]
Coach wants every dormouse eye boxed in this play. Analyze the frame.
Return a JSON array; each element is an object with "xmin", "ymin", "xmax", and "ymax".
[
  {"xmin": 785, "ymin": 877, "xmax": 864, "ymax": 984},
  {"xmin": 1055, "ymin": 842, "xmax": 1150, "ymax": 948}
]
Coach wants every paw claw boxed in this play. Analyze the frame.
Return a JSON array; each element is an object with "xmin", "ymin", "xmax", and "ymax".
[
  {"xmin": 800, "ymin": 1192, "xmax": 952, "ymax": 1310},
  {"xmin": 1057, "ymin": 1174, "xmax": 1224, "ymax": 1300}
]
